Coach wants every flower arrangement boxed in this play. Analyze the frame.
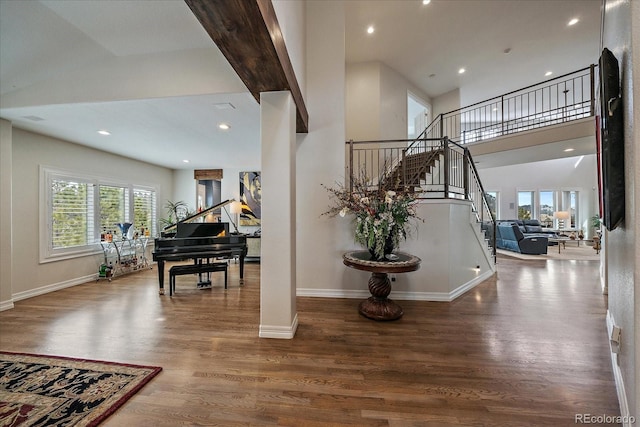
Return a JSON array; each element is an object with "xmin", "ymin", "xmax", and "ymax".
[{"xmin": 322, "ymin": 172, "xmax": 420, "ymax": 260}]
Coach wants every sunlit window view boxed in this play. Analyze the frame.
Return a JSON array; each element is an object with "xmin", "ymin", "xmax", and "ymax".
[
  {"xmin": 539, "ymin": 191, "xmax": 555, "ymax": 227},
  {"xmin": 517, "ymin": 191, "xmax": 534, "ymax": 220}
]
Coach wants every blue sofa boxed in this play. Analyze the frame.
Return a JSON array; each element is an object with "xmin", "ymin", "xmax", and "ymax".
[
  {"xmin": 496, "ymin": 223, "xmax": 548, "ymax": 255},
  {"xmin": 497, "ymin": 219, "xmax": 556, "ymax": 236}
]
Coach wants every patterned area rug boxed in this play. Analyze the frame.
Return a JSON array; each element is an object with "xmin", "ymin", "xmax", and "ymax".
[{"xmin": 0, "ymin": 351, "xmax": 161, "ymax": 426}]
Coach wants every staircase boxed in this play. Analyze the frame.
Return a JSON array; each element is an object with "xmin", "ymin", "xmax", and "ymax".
[
  {"xmin": 347, "ymin": 136, "xmax": 497, "ymax": 264},
  {"xmin": 381, "ymin": 149, "xmax": 443, "ymax": 193}
]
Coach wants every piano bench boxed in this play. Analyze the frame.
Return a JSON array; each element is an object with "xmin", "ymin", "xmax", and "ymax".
[{"xmin": 169, "ymin": 262, "xmax": 228, "ymax": 296}]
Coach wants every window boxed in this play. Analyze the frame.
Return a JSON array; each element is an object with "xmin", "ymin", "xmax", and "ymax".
[
  {"xmin": 41, "ymin": 167, "xmax": 157, "ymax": 262},
  {"xmin": 538, "ymin": 191, "xmax": 555, "ymax": 227},
  {"xmin": 50, "ymin": 177, "xmax": 94, "ymax": 250},
  {"xmin": 133, "ymin": 188, "xmax": 156, "ymax": 237},
  {"xmin": 561, "ymin": 190, "xmax": 579, "ymax": 228},
  {"xmin": 485, "ymin": 191, "xmax": 499, "ymax": 219},
  {"xmin": 99, "ymin": 184, "xmax": 128, "ymax": 236},
  {"xmin": 517, "ymin": 191, "xmax": 534, "ymax": 220}
]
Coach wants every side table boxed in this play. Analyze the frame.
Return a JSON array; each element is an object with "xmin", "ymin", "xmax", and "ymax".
[{"xmin": 343, "ymin": 251, "xmax": 421, "ymax": 321}]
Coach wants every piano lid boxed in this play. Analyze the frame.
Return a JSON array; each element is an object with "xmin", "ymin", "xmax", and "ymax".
[{"xmin": 163, "ymin": 199, "xmax": 233, "ymax": 233}]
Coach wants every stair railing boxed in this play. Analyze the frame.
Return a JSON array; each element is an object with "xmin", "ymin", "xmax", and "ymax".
[
  {"xmin": 346, "ymin": 137, "xmax": 497, "ymax": 261},
  {"xmin": 416, "ymin": 65, "xmax": 595, "ymax": 145}
]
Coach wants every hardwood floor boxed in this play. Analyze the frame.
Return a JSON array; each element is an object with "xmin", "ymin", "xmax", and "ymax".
[{"xmin": 0, "ymin": 256, "xmax": 620, "ymax": 426}]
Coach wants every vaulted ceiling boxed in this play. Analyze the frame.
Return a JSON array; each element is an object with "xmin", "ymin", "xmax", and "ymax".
[{"xmin": 0, "ymin": 0, "xmax": 601, "ymax": 170}]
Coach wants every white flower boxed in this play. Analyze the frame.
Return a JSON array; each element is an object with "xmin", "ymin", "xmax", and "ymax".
[
  {"xmin": 360, "ymin": 197, "xmax": 369, "ymax": 204},
  {"xmin": 339, "ymin": 207, "xmax": 348, "ymax": 217},
  {"xmin": 386, "ymin": 191, "xmax": 396, "ymax": 197}
]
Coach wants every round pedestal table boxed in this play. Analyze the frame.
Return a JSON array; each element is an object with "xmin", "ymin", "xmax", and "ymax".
[{"xmin": 343, "ymin": 251, "xmax": 421, "ymax": 321}]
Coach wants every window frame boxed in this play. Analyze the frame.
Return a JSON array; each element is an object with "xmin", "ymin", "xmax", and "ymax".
[{"xmin": 40, "ymin": 166, "xmax": 158, "ymax": 263}]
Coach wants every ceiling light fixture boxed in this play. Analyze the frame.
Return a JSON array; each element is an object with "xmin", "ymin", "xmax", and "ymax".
[
  {"xmin": 183, "ymin": 159, "xmax": 190, "ymax": 163},
  {"xmin": 97, "ymin": 130, "xmax": 111, "ymax": 136},
  {"xmin": 564, "ymin": 148, "xmax": 575, "ymax": 152},
  {"xmin": 422, "ymin": 0, "xmax": 431, "ymax": 5},
  {"xmin": 568, "ymin": 18, "xmax": 579, "ymax": 26},
  {"xmin": 218, "ymin": 123, "xmax": 230, "ymax": 130},
  {"xmin": 367, "ymin": 25, "xmax": 375, "ymax": 34},
  {"xmin": 458, "ymin": 68, "xmax": 466, "ymax": 74},
  {"xmin": 545, "ymin": 71, "xmax": 553, "ymax": 76}
]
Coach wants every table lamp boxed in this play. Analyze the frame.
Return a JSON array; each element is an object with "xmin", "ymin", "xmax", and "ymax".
[
  {"xmin": 230, "ymin": 201, "xmax": 243, "ymax": 234},
  {"xmin": 554, "ymin": 211, "xmax": 570, "ymax": 229}
]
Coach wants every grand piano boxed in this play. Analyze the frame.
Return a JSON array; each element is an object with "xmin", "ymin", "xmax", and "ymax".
[{"xmin": 152, "ymin": 200, "xmax": 247, "ymax": 295}]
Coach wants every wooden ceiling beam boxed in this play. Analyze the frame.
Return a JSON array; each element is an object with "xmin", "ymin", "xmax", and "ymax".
[{"xmin": 185, "ymin": 0, "xmax": 308, "ymax": 133}]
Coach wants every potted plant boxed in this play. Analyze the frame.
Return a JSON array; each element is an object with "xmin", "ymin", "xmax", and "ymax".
[
  {"xmin": 322, "ymin": 171, "xmax": 421, "ymax": 260},
  {"xmin": 159, "ymin": 200, "xmax": 193, "ymax": 229}
]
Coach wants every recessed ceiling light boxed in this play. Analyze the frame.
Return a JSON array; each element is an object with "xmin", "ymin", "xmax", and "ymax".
[
  {"xmin": 568, "ymin": 18, "xmax": 579, "ymax": 26},
  {"xmin": 545, "ymin": 71, "xmax": 553, "ymax": 77},
  {"xmin": 503, "ymin": 48, "xmax": 512, "ymax": 54},
  {"xmin": 428, "ymin": 73, "xmax": 436, "ymax": 78},
  {"xmin": 422, "ymin": 0, "xmax": 431, "ymax": 5},
  {"xmin": 183, "ymin": 159, "xmax": 190, "ymax": 163},
  {"xmin": 564, "ymin": 148, "xmax": 575, "ymax": 152},
  {"xmin": 97, "ymin": 130, "xmax": 111, "ymax": 136},
  {"xmin": 367, "ymin": 25, "xmax": 375, "ymax": 34},
  {"xmin": 218, "ymin": 123, "xmax": 230, "ymax": 130},
  {"xmin": 458, "ymin": 68, "xmax": 466, "ymax": 74}
]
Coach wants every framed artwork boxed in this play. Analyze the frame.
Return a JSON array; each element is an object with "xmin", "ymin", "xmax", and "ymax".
[{"xmin": 239, "ymin": 171, "xmax": 261, "ymax": 226}]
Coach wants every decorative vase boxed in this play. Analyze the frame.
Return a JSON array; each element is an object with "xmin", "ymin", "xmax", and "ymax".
[
  {"xmin": 116, "ymin": 222, "xmax": 133, "ymax": 240},
  {"xmin": 368, "ymin": 235, "xmax": 396, "ymax": 261}
]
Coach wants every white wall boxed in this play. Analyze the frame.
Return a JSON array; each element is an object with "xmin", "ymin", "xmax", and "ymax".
[
  {"xmin": 432, "ymin": 88, "xmax": 461, "ymax": 118},
  {"xmin": 478, "ymin": 155, "xmax": 598, "ymax": 236},
  {"xmin": 346, "ymin": 61, "xmax": 431, "ymax": 141},
  {"xmin": 296, "ymin": 1, "xmax": 349, "ymax": 295},
  {"xmin": 345, "ymin": 62, "xmax": 380, "ymax": 141},
  {"xmin": 379, "ymin": 62, "xmax": 431, "ymax": 140},
  {"xmin": 7, "ymin": 127, "xmax": 173, "ymax": 301},
  {"xmin": 0, "ymin": 120, "xmax": 13, "ymax": 310},
  {"xmin": 602, "ymin": 0, "xmax": 638, "ymax": 419}
]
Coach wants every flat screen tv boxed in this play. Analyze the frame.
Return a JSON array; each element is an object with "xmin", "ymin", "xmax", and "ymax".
[{"xmin": 598, "ymin": 48, "xmax": 625, "ymax": 232}]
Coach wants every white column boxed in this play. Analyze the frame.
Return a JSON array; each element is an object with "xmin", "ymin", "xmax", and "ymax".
[{"xmin": 259, "ymin": 91, "xmax": 297, "ymax": 339}]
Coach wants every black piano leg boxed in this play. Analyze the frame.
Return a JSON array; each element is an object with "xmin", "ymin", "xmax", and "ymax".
[
  {"xmin": 196, "ymin": 259, "xmax": 212, "ymax": 288},
  {"xmin": 239, "ymin": 255, "xmax": 245, "ymax": 285},
  {"xmin": 157, "ymin": 260, "xmax": 165, "ymax": 295}
]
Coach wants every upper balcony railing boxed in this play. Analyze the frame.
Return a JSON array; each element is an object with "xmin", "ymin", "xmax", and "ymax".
[{"xmin": 421, "ymin": 65, "xmax": 596, "ymax": 144}]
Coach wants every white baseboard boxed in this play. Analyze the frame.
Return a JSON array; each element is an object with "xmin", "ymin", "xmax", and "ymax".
[
  {"xmin": 0, "ymin": 299, "xmax": 15, "ymax": 312},
  {"xmin": 259, "ymin": 313, "xmax": 299, "ymax": 339},
  {"xmin": 297, "ymin": 270, "xmax": 494, "ymax": 302},
  {"xmin": 296, "ymin": 288, "xmax": 370, "ymax": 299},
  {"xmin": 606, "ymin": 310, "xmax": 632, "ymax": 425},
  {"xmin": 11, "ymin": 274, "xmax": 97, "ymax": 303}
]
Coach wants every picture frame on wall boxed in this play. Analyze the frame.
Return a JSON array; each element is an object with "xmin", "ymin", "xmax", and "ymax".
[{"xmin": 239, "ymin": 171, "xmax": 261, "ymax": 226}]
